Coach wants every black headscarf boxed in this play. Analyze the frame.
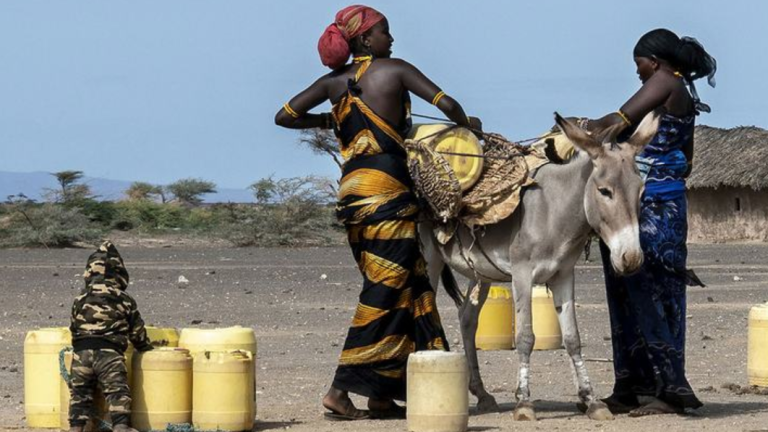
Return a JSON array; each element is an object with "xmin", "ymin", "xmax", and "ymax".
[{"xmin": 634, "ymin": 28, "xmax": 717, "ymax": 114}]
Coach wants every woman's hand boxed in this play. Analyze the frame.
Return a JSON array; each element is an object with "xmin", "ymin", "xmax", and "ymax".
[{"xmin": 468, "ymin": 116, "xmax": 483, "ymax": 132}]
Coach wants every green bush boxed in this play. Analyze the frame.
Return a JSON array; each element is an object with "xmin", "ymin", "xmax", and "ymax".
[
  {"xmin": 80, "ymin": 199, "xmax": 118, "ymax": 226},
  {"xmin": 0, "ymin": 203, "xmax": 104, "ymax": 248},
  {"xmin": 112, "ymin": 201, "xmax": 187, "ymax": 232}
]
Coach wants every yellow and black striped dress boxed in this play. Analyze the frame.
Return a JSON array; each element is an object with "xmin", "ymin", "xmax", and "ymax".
[{"xmin": 331, "ymin": 59, "xmax": 448, "ymax": 401}]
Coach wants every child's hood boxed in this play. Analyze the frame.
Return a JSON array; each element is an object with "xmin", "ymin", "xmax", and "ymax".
[{"xmin": 83, "ymin": 240, "xmax": 130, "ymax": 290}]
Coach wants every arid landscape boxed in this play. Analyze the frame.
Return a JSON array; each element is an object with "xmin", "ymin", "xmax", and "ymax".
[{"xmin": 1, "ymin": 242, "xmax": 767, "ymax": 432}]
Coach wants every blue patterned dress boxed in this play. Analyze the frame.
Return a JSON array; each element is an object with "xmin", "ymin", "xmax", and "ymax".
[{"xmin": 599, "ymin": 112, "xmax": 703, "ymax": 409}]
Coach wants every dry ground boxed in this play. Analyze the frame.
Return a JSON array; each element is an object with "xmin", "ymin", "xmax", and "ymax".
[{"xmin": 1, "ymin": 242, "xmax": 767, "ymax": 432}]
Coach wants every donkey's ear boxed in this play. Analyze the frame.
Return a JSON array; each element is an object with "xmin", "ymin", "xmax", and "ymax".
[
  {"xmin": 554, "ymin": 112, "xmax": 603, "ymax": 159},
  {"xmin": 625, "ymin": 111, "xmax": 660, "ymax": 155}
]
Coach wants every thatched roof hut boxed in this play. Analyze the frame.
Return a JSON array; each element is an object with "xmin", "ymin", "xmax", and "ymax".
[{"xmin": 688, "ymin": 125, "xmax": 768, "ymax": 190}]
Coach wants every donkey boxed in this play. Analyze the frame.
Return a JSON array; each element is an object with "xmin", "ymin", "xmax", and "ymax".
[{"xmin": 421, "ymin": 112, "xmax": 660, "ymax": 421}]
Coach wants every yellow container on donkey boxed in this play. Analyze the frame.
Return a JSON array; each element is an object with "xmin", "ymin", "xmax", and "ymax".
[
  {"xmin": 193, "ymin": 350, "xmax": 255, "ymax": 432},
  {"xmin": 532, "ymin": 285, "xmax": 562, "ymax": 350},
  {"xmin": 748, "ymin": 302, "xmax": 768, "ymax": 387},
  {"xmin": 24, "ymin": 327, "xmax": 72, "ymax": 428},
  {"xmin": 131, "ymin": 347, "xmax": 193, "ymax": 431},
  {"xmin": 476, "ymin": 286, "xmax": 515, "ymax": 350},
  {"xmin": 408, "ymin": 124, "xmax": 483, "ymax": 192}
]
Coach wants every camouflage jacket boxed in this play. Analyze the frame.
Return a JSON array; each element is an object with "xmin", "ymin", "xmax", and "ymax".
[{"xmin": 70, "ymin": 241, "xmax": 152, "ymax": 353}]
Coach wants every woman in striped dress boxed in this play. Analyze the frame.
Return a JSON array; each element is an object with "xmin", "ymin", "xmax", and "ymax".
[{"xmin": 275, "ymin": 5, "xmax": 482, "ymax": 421}]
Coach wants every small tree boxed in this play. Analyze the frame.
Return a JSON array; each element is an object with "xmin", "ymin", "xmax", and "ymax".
[
  {"xmin": 167, "ymin": 178, "xmax": 217, "ymax": 206},
  {"xmin": 298, "ymin": 129, "xmax": 342, "ymax": 170},
  {"xmin": 125, "ymin": 182, "xmax": 163, "ymax": 202},
  {"xmin": 45, "ymin": 170, "xmax": 92, "ymax": 204}
]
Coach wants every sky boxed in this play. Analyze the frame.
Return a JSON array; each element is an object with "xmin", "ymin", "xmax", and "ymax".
[{"xmin": 1, "ymin": 0, "xmax": 766, "ymax": 190}]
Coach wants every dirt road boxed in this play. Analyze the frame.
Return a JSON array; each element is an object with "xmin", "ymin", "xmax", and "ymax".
[{"xmin": 1, "ymin": 242, "xmax": 767, "ymax": 431}]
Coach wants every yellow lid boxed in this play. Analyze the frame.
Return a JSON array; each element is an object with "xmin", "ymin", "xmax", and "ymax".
[
  {"xmin": 488, "ymin": 286, "xmax": 511, "ymax": 300},
  {"xmin": 408, "ymin": 123, "xmax": 484, "ymax": 191}
]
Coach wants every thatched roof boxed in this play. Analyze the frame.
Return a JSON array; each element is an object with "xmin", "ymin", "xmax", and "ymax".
[{"xmin": 687, "ymin": 125, "xmax": 768, "ymax": 190}]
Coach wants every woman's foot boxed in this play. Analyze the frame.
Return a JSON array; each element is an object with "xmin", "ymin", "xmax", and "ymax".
[
  {"xmin": 368, "ymin": 398, "xmax": 406, "ymax": 420},
  {"xmin": 628, "ymin": 397, "xmax": 683, "ymax": 417},
  {"xmin": 322, "ymin": 387, "xmax": 369, "ymax": 421}
]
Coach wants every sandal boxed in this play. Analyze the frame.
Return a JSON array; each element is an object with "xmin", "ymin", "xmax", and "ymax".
[
  {"xmin": 324, "ymin": 407, "xmax": 370, "ymax": 421},
  {"xmin": 370, "ymin": 403, "xmax": 406, "ymax": 420},
  {"xmin": 323, "ymin": 399, "xmax": 370, "ymax": 421}
]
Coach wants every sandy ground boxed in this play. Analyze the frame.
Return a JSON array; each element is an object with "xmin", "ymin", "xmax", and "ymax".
[{"xmin": 1, "ymin": 242, "xmax": 767, "ymax": 432}]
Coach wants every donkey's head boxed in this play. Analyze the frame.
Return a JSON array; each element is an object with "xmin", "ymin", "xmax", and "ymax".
[{"xmin": 555, "ymin": 112, "xmax": 659, "ymax": 275}]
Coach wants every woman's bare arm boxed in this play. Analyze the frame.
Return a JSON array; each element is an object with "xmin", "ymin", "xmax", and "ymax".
[
  {"xmin": 275, "ymin": 76, "xmax": 333, "ymax": 130},
  {"xmin": 395, "ymin": 59, "xmax": 481, "ymax": 130},
  {"xmin": 587, "ymin": 73, "xmax": 673, "ymax": 132}
]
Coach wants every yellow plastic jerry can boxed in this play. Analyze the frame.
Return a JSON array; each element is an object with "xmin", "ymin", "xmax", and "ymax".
[
  {"xmin": 532, "ymin": 285, "xmax": 562, "ymax": 350},
  {"xmin": 408, "ymin": 123, "xmax": 484, "ymax": 192},
  {"xmin": 125, "ymin": 326, "xmax": 180, "ymax": 381},
  {"xmin": 24, "ymin": 327, "xmax": 72, "ymax": 428},
  {"xmin": 178, "ymin": 326, "xmax": 256, "ymax": 356},
  {"xmin": 193, "ymin": 350, "xmax": 255, "ymax": 432},
  {"xmin": 131, "ymin": 348, "xmax": 193, "ymax": 431},
  {"xmin": 179, "ymin": 326, "xmax": 257, "ymax": 415},
  {"xmin": 407, "ymin": 351, "xmax": 469, "ymax": 432},
  {"xmin": 748, "ymin": 302, "xmax": 768, "ymax": 387},
  {"xmin": 476, "ymin": 286, "xmax": 515, "ymax": 350}
]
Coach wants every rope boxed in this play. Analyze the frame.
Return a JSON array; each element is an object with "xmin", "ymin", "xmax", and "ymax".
[
  {"xmin": 411, "ymin": 112, "xmax": 548, "ymax": 146},
  {"xmin": 59, "ymin": 347, "xmax": 72, "ymax": 384}
]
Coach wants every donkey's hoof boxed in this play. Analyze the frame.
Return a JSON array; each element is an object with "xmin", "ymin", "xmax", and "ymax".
[
  {"xmin": 587, "ymin": 401, "xmax": 614, "ymax": 421},
  {"xmin": 513, "ymin": 401, "xmax": 537, "ymax": 421},
  {"xmin": 476, "ymin": 395, "xmax": 499, "ymax": 413}
]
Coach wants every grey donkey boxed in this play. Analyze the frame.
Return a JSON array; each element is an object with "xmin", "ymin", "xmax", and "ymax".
[{"xmin": 421, "ymin": 112, "xmax": 660, "ymax": 421}]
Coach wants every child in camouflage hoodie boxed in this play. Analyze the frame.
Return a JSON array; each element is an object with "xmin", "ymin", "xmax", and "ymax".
[{"xmin": 68, "ymin": 241, "xmax": 152, "ymax": 432}]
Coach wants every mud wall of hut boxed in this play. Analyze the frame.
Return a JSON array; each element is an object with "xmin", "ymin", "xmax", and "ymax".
[{"xmin": 687, "ymin": 187, "xmax": 768, "ymax": 242}]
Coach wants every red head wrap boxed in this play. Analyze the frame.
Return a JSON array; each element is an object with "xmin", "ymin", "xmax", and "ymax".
[{"xmin": 317, "ymin": 5, "xmax": 385, "ymax": 70}]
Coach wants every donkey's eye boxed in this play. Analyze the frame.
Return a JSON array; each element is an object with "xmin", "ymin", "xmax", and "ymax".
[{"xmin": 598, "ymin": 187, "xmax": 613, "ymax": 198}]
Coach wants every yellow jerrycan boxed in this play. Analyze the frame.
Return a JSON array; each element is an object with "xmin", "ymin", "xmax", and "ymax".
[
  {"xmin": 407, "ymin": 351, "xmax": 469, "ymax": 432},
  {"xmin": 125, "ymin": 326, "xmax": 180, "ymax": 382},
  {"xmin": 476, "ymin": 286, "xmax": 515, "ymax": 350},
  {"xmin": 24, "ymin": 327, "xmax": 72, "ymax": 428},
  {"xmin": 532, "ymin": 285, "xmax": 562, "ymax": 350},
  {"xmin": 179, "ymin": 326, "xmax": 258, "ymax": 413},
  {"xmin": 408, "ymin": 123, "xmax": 484, "ymax": 192},
  {"xmin": 131, "ymin": 348, "xmax": 193, "ymax": 431},
  {"xmin": 748, "ymin": 302, "xmax": 768, "ymax": 387},
  {"xmin": 193, "ymin": 350, "xmax": 255, "ymax": 432},
  {"xmin": 178, "ymin": 326, "xmax": 256, "ymax": 355},
  {"xmin": 58, "ymin": 350, "xmax": 108, "ymax": 431}
]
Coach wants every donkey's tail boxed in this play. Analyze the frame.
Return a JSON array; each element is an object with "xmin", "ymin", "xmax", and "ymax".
[{"xmin": 441, "ymin": 265, "xmax": 464, "ymax": 308}]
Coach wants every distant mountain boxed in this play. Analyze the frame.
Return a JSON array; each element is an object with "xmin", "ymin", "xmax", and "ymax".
[{"xmin": 0, "ymin": 171, "xmax": 254, "ymax": 203}]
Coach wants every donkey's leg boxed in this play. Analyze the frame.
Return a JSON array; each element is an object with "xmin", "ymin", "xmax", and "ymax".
[
  {"xmin": 550, "ymin": 268, "xmax": 613, "ymax": 421},
  {"xmin": 511, "ymin": 269, "xmax": 536, "ymax": 421},
  {"xmin": 458, "ymin": 280, "xmax": 498, "ymax": 412}
]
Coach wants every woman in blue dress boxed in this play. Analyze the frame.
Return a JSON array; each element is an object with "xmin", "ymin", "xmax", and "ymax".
[{"xmin": 579, "ymin": 29, "xmax": 716, "ymax": 416}]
